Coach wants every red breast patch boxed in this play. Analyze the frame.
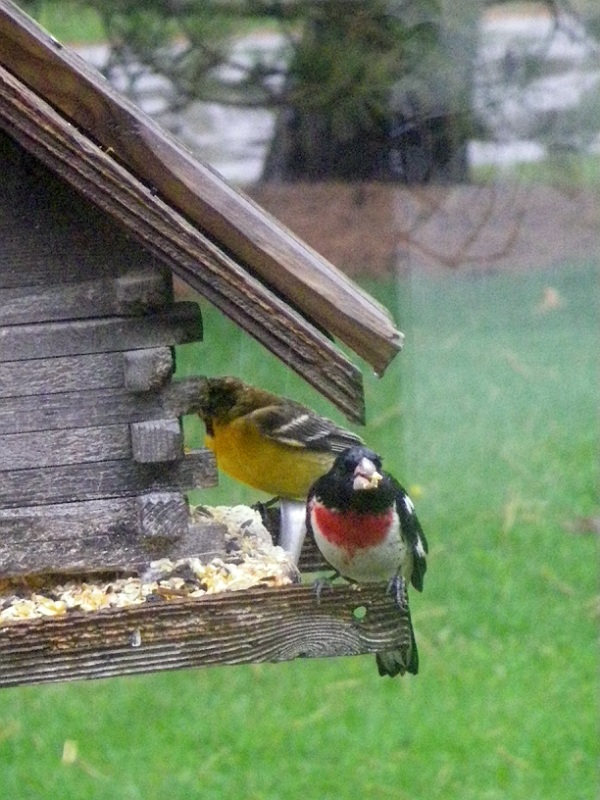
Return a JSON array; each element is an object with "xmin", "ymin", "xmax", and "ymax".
[{"xmin": 312, "ymin": 503, "xmax": 393, "ymax": 555}]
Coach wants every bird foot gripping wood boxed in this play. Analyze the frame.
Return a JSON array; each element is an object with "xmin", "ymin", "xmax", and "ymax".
[{"xmin": 312, "ymin": 572, "xmax": 341, "ymax": 604}]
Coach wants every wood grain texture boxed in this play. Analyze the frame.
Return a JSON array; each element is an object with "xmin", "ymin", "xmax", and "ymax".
[
  {"xmin": 0, "ymin": 4, "xmax": 402, "ymax": 377},
  {"xmin": 136, "ymin": 492, "xmax": 188, "ymax": 539},
  {"xmin": 0, "ymin": 376, "xmax": 206, "ymax": 435},
  {"xmin": 297, "ymin": 536, "xmax": 333, "ymax": 574},
  {"xmin": 0, "ymin": 494, "xmax": 227, "ymax": 575},
  {"xmin": 123, "ymin": 347, "xmax": 173, "ymax": 392},
  {"xmin": 131, "ymin": 419, "xmax": 183, "ymax": 463},
  {"xmin": 0, "ymin": 584, "xmax": 413, "ymax": 687},
  {"xmin": 0, "ymin": 268, "xmax": 173, "ymax": 325},
  {"xmin": 0, "ymin": 59, "xmax": 365, "ymax": 422},
  {"xmin": 0, "ymin": 134, "xmax": 161, "ymax": 290},
  {"xmin": 0, "ymin": 352, "xmax": 125, "ymax": 398},
  {"xmin": 0, "ymin": 449, "xmax": 217, "ymax": 509},
  {"xmin": 0, "ymin": 302, "xmax": 202, "ymax": 362},
  {"xmin": 0, "ymin": 424, "xmax": 131, "ymax": 470}
]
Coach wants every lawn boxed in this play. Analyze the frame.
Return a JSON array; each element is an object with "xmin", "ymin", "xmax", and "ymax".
[{"xmin": 0, "ymin": 259, "xmax": 596, "ymax": 800}]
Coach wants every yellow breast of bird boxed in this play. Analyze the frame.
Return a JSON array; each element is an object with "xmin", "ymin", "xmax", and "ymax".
[{"xmin": 206, "ymin": 417, "xmax": 334, "ymax": 500}]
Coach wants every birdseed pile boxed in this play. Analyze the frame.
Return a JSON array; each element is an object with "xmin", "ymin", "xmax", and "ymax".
[{"xmin": 0, "ymin": 505, "xmax": 297, "ymax": 625}]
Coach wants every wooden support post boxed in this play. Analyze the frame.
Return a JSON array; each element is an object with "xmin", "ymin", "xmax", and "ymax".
[
  {"xmin": 136, "ymin": 492, "xmax": 188, "ymax": 541},
  {"xmin": 0, "ymin": 352, "xmax": 125, "ymax": 398},
  {"xmin": 114, "ymin": 267, "xmax": 173, "ymax": 315},
  {"xmin": 0, "ymin": 268, "xmax": 174, "ymax": 325},
  {"xmin": 0, "ymin": 377, "xmax": 208, "ymax": 436}
]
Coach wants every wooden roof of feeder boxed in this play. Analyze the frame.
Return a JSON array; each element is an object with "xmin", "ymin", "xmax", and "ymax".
[{"xmin": 0, "ymin": 1, "xmax": 403, "ymax": 424}]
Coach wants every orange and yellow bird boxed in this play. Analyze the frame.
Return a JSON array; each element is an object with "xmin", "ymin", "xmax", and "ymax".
[{"xmin": 192, "ymin": 376, "xmax": 364, "ymax": 561}]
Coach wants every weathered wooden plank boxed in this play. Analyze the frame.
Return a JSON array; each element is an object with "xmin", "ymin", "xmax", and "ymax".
[
  {"xmin": 0, "ymin": 424, "xmax": 130, "ymax": 471},
  {"xmin": 0, "ymin": 449, "xmax": 217, "ymax": 509},
  {"xmin": 0, "ymin": 348, "xmax": 173, "ymax": 399},
  {"xmin": 0, "ymin": 584, "xmax": 414, "ymax": 687},
  {"xmin": 0, "ymin": 132, "xmax": 164, "ymax": 289},
  {"xmin": 0, "ymin": 5, "xmax": 402, "ymax": 377},
  {"xmin": 136, "ymin": 492, "xmax": 188, "ymax": 540},
  {"xmin": 0, "ymin": 64, "xmax": 366, "ymax": 423},
  {"xmin": 0, "ymin": 376, "xmax": 205, "ymax": 435},
  {"xmin": 123, "ymin": 348, "xmax": 173, "ymax": 392},
  {"xmin": 131, "ymin": 419, "xmax": 183, "ymax": 463},
  {"xmin": 0, "ymin": 268, "xmax": 173, "ymax": 325},
  {"xmin": 0, "ymin": 352, "xmax": 125, "ymax": 398},
  {"xmin": 0, "ymin": 494, "xmax": 227, "ymax": 575},
  {"xmin": 114, "ymin": 269, "xmax": 174, "ymax": 315},
  {"xmin": 0, "ymin": 302, "xmax": 202, "ymax": 362}
]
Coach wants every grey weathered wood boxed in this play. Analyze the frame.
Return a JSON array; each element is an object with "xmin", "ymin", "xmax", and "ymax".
[
  {"xmin": 114, "ymin": 268, "xmax": 173, "ymax": 315},
  {"xmin": 131, "ymin": 419, "xmax": 183, "ymax": 463},
  {"xmin": 0, "ymin": 268, "xmax": 173, "ymax": 325},
  {"xmin": 0, "ymin": 352, "xmax": 125, "ymax": 398},
  {"xmin": 123, "ymin": 348, "xmax": 173, "ymax": 392},
  {"xmin": 0, "ymin": 424, "xmax": 130, "ymax": 471},
  {"xmin": 0, "ymin": 66, "xmax": 367, "ymax": 423},
  {"xmin": 0, "ymin": 494, "xmax": 227, "ymax": 575},
  {"xmin": 0, "ymin": 584, "xmax": 413, "ymax": 687},
  {"xmin": 136, "ymin": 492, "xmax": 188, "ymax": 540},
  {"xmin": 0, "ymin": 376, "xmax": 207, "ymax": 436},
  {"xmin": 0, "ymin": 449, "xmax": 216, "ymax": 509},
  {"xmin": 135, "ymin": 493, "xmax": 226, "ymax": 561},
  {"xmin": 0, "ymin": 7, "xmax": 403, "ymax": 378},
  {"xmin": 298, "ymin": 536, "xmax": 333, "ymax": 574},
  {"xmin": 0, "ymin": 302, "xmax": 202, "ymax": 362},
  {"xmin": 0, "ymin": 198, "xmax": 155, "ymax": 290},
  {"xmin": 0, "ymin": 132, "xmax": 165, "ymax": 291}
]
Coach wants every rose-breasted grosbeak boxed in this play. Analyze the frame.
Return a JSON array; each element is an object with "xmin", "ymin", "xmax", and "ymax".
[
  {"xmin": 191, "ymin": 377, "xmax": 363, "ymax": 562},
  {"xmin": 306, "ymin": 446, "xmax": 428, "ymax": 677}
]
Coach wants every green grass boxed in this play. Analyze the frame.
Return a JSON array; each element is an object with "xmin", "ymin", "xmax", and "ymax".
[{"xmin": 0, "ymin": 261, "xmax": 597, "ymax": 799}]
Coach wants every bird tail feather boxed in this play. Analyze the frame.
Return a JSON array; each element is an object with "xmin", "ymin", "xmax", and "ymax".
[
  {"xmin": 375, "ymin": 604, "xmax": 419, "ymax": 677},
  {"xmin": 375, "ymin": 626, "xmax": 419, "ymax": 677}
]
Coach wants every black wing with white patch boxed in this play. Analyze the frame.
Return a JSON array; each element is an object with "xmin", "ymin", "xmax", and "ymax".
[
  {"xmin": 248, "ymin": 403, "xmax": 363, "ymax": 453},
  {"xmin": 394, "ymin": 484, "xmax": 428, "ymax": 592}
]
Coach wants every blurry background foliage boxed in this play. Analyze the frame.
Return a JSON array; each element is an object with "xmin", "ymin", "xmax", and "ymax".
[{"xmin": 18, "ymin": 0, "xmax": 600, "ymax": 182}]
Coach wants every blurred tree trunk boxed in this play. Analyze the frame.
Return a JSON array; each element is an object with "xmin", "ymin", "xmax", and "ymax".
[
  {"xmin": 263, "ymin": 0, "xmax": 480, "ymax": 184},
  {"xmin": 19, "ymin": 0, "xmax": 481, "ymax": 184}
]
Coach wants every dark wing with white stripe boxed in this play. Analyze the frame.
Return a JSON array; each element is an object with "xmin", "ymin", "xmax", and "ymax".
[
  {"xmin": 248, "ymin": 402, "xmax": 363, "ymax": 453},
  {"xmin": 394, "ymin": 483, "xmax": 428, "ymax": 592}
]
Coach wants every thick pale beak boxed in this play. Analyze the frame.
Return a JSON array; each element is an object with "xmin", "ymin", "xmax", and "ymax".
[{"xmin": 352, "ymin": 457, "xmax": 383, "ymax": 491}]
